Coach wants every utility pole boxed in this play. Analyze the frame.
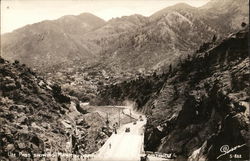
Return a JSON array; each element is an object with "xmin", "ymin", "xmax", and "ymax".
[
  {"xmin": 106, "ymin": 112, "xmax": 109, "ymax": 126},
  {"xmin": 130, "ymin": 109, "xmax": 132, "ymax": 122},
  {"xmin": 118, "ymin": 108, "xmax": 120, "ymax": 127}
]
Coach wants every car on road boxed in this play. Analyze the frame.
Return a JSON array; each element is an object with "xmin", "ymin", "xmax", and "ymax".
[
  {"xmin": 139, "ymin": 115, "xmax": 143, "ymax": 121},
  {"xmin": 125, "ymin": 127, "xmax": 130, "ymax": 132}
]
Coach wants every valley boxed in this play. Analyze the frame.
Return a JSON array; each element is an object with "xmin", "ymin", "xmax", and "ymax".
[{"xmin": 0, "ymin": 0, "xmax": 249, "ymax": 160}]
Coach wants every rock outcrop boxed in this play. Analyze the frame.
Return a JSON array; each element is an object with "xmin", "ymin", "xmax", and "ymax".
[
  {"xmin": 144, "ymin": 27, "xmax": 249, "ymax": 161},
  {"xmin": 96, "ymin": 27, "xmax": 249, "ymax": 160},
  {"xmin": 0, "ymin": 59, "xmax": 111, "ymax": 160}
]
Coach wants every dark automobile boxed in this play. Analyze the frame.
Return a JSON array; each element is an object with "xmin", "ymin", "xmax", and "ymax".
[
  {"xmin": 139, "ymin": 115, "xmax": 143, "ymax": 121},
  {"xmin": 125, "ymin": 127, "xmax": 130, "ymax": 132},
  {"xmin": 133, "ymin": 121, "xmax": 137, "ymax": 125}
]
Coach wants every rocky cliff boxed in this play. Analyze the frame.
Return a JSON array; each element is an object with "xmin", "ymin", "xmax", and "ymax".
[
  {"xmin": 0, "ymin": 58, "xmax": 111, "ymax": 160},
  {"xmin": 96, "ymin": 27, "xmax": 249, "ymax": 160},
  {"xmin": 144, "ymin": 26, "xmax": 249, "ymax": 161}
]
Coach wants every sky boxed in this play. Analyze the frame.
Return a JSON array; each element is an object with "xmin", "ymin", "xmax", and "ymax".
[{"xmin": 1, "ymin": 0, "xmax": 210, "ymax": 34}]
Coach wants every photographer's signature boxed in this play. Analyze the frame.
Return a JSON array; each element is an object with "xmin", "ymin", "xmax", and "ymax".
[{"xmin": 216, "ymin": 144, "xmax": 246, "ymax": 159}]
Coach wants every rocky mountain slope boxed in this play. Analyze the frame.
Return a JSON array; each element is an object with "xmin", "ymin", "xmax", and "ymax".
[
  {"xmin": 0, "ymin": 1, "xmax": 249, "ymax": 160},
  {"xmin": 2, "ymin": 0, "xmax": 248, "ymax": 71},
  {"xmin": 100, "ymin": 0, "xmax": 248, "ymax": 73},
  {"xmin": 1, "ymin": 0, "xmax": 248, "ymax": 103},
  {"xmin": 95, "ymin": 27, "xmax": 249, "ymax": 160},
  {"xmin": 144, "ymin": 27, "xmax": 249, "ymax": 161},
  {"xmin": 153, "ymin": 0, "xmax": 249, "ymax": 32},
  {"xmin": 0, "ymin": 58, "xmax": 111, "ymax": 160},
  {"xmin": 1, "ymin": 13, "xmax": 105, "ymax": 68}
]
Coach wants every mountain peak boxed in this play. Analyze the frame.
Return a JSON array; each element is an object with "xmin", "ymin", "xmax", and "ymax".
[
  {"xmin": 171, "ymin": 2, "xmax": 193, "ymax": 9},
  {"xmin": 150, "ymin": 2, "xmax": 195, "ymax": 19},
  {"xmin": 78, "ymin": 12, "xmax": 104, "ymax": 20},
  {"xmin": 108, "ymin": 14, "xmax": 147, "ymax": 25}
]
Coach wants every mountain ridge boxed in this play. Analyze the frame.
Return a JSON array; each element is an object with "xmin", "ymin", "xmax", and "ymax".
[
  {"xmin": 1, "ymin": 0, "xmax": 248, "ymax": 101},
  {"xmin": 2, "ymin": 0, "xmax": 248, "ymax": 70}
]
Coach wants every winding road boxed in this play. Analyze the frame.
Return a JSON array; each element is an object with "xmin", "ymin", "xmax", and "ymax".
[
  {"xmin": 92, "ymin": 107, "xmax": 146, "ymax": 161},
  {"xmin": 90, "ymin": 107, "xmax": 168, "ymax": 161}
]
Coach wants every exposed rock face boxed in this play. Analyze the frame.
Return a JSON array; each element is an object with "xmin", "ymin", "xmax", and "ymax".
[
  {"xmin": 96, "ymin": 28, "xmax": 249, "ymax": 160},
  {"xmin": 94, "ymin": 73, "xmax": 167, "ymax": 107},
  {"xmin": 0, "ymin": 59, "xmax": 111, "ymax": 160},
  {"xmin": 146, "ymin": 28, "xmax": 249, "ymax": 160}
]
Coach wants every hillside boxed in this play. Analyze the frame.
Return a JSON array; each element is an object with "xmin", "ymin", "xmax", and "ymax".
[
  {"xmin": 1, "ymin": 13, "xmax": 105, "ymax": 69},
  {"xmin": 144, "ymin": 27, "xmax": 249, "ymax": 161},
  {"xmin": 95, "ymin": 27, "xmax": 249, "ymax": 160},
  {"xmin": 0, "ymin": 58, "xmax": 111, "ymax": 160},
  {"xmin": 2, "ymin": 0, "xmax": 248, "ymax": 72},
  {"xmin": 152, "ymin": 0, "xmax": 249, "ymax": 32},
  {"xmin": 0, "ymin": 1, "xmax": 249, "ymax": 160},
  {"xmin": 152, "ymin": 0, "xmax": 249, "ymax": 30},
  {"xmin": 1, "ymin": 1, "xmax": 248, "ymax": 103},
  {"xmin": 101, "ymin": 0, "xmax": 248, "ymax": 73},
  {"xmin": 58, "ymin": 0, "xmax": 248, "ymax": 102}
]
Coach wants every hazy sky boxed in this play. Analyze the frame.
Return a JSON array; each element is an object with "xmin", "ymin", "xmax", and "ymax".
[{"xmin": 1, "ymin": 0, "xmax": 210, "ymax": 34}]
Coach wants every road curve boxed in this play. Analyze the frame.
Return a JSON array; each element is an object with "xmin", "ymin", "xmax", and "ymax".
[{"xmin": 92, "ymin": 107, "xmax": 146, "ymax": 161}]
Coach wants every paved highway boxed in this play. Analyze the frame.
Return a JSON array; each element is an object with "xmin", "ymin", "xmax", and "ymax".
[
  {"xmin": 91, "ymin": 107, "xmax": 169, "ymax": 161},
  {"xmin": 93, "ymin": 107, "xmax": 146, "ymax": 161}
]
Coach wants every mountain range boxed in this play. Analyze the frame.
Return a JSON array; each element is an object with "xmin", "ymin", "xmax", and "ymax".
[
  {"xmin": 1, "ymin": 0, "xmax": 248, "ymax": 71},
  {"xmin": 0, "ymin": 0, "xmax": 249, "ymax": 160},
  {"xmin": 1, "ymin": 0, "xmax": 249, "ymax": 100}
]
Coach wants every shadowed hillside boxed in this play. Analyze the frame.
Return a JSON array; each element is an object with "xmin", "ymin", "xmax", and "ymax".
[
  {"xmin": 95, "ymin": 27, "xmax": 249, "ymax": 160},
  {"xmin": 0, "ymin": 58, "xmax": 112, "ymax": 160}
]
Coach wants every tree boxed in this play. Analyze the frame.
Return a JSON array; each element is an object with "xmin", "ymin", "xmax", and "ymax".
[
  {"xmin": 241, "ymin": 22, "xmax": 247, "ymax": 28},
  {"xmin": 212, "ymin": 35, "xmax": 217, "ymax": 42},
  {"xmin": 169, "ymin": 64, "xmax": 172, "ymax": 73},
  {"xmin": 14, "ymin": 60, "xmax": 20, "ymax": 64}
]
